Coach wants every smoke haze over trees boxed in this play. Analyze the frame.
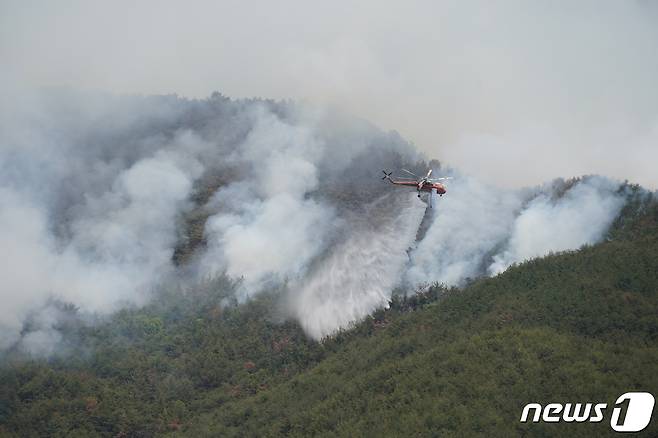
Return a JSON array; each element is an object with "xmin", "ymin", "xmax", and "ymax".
[{"xmin": 0, "ymin": 90, "xmax": 642, "ymax": 354}]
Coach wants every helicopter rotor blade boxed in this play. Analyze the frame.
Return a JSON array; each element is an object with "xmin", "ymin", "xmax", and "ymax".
[{"xmin": 401, "ymin": 168, "xmax": 419, "ymax": 179}]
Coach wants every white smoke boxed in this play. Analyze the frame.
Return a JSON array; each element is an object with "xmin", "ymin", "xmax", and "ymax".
[
  {"xmin": 0, "ymin": 88, "xmax": 634, "ymax": 353},
  {"xmin": 406, "ymin": 176, "xmax": 522, "ymax": 286},
  {"xmin": 199, "ymin": 106, "xmax": 336, "ymax": 294},
  {"xmin": 488, "ymin": 176, "xmax": 626, "ymax": 274},
  {"xmin": 0, "ymin": 150, "xmax": 199, "ymax": 351},
  {"xmin": 0, "ymin": 188, "xmax": 55, "ymax": 350},
  {"xmin": 0, "ymin": 91, "xmax": 212, "ymax": 352},
  {"xmin": 407, "ymin": 175, "xmax": 626, "ymax": 287},
  {"xmin": 0, "ymin": 91, "xmax": 419, "ymax": 353},
  {"xmin": 16, "ymin": 306, "xmax": 67, "ymax": 358}
]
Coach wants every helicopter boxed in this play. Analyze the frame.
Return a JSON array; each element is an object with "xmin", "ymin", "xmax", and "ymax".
[{"xmin": 381, "ymin": 169, "xmax": 452, "ymax": 208}]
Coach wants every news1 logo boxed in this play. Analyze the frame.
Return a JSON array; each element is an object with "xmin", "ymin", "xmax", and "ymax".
[{"xmin": 520, "ymin": 392, "xmax": 655, "ymax": 432}]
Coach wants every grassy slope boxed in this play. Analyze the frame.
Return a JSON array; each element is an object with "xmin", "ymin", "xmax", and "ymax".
[{"xmin": 182, "ymin": 204, "xmax": 658, "ymax": 437}]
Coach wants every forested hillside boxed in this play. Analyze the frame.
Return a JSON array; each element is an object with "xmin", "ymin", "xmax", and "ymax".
[
  {"xmin": 3, "ymin": 1, "xmax": 658, "ymax": 436},
  {"xmin": 1, "ymin": 194, "xmax": 656, "ymax": 437}
]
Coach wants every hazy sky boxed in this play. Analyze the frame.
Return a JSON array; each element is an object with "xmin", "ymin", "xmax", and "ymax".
[{"xmin": 2, "ymin": 0, "xmax": 657, "ymax": 187}]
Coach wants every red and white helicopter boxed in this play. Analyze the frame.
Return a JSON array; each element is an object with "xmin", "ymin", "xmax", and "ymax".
[{"xmin": 382, "ymin": 169, "xmax": 452, "ymax": 207}]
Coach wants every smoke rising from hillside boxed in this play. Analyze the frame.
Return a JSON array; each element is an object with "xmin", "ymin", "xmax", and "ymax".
[
  {"xmin": 0, "ymin": 94, "xmax": 212, "ymax": 352},
  {"xmin": 488, "ymin": 177, "xmax": 625, "ymax": 275},
  {"xmin": 406, "ymin": 176, "xmax": 523, "ymax": 286},
  {"xmin": 0, "ymin": 90, "xmax": 634, "ymax": 352},
  {"xmin": 407, "ymin": 176, "xmax": 626, "ymax": 287},
  {"xmin": 199, "ymin": 107, "xmax": 335, "ymax": 294}
]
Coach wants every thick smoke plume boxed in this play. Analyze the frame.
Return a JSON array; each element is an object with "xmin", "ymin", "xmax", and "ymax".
[
  {"xmin": 407, "ymin": 175, "xmax": 626, "ymax": 287},
  {"xmin": 0, "ymin": 90, "xmax": 632, "ymax": 353},
  {"xmin": 199, "ymin": 107, "xmax": 334, "ymax": 294},
  {"xmin": 488, "ymin": 177, "xmax": 625, "ymax": 275}
]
